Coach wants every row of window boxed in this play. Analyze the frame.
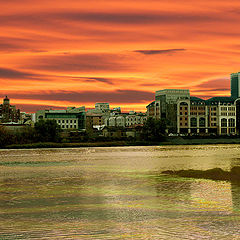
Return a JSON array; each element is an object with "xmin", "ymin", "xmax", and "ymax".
[
  {"xmin": 191, "ymin": 112, "xmax": 206, "ymax": 115},
  {"xmin": 221, "ymin": 107, "xmax": 235, "ymax": 111},
  {"xmin": 61, "ymin": 125, "xmax": 77, "ymax": 129},
  {"xmin": 221, "ymin": 128, "xmax": 235, "ymax": 134},
  {"xmin": 221, "ymin": 118, "xmax": 235, "ymax": 127},
  {"xmin": 221, "ymin": 112, "xmax": 235, "ymax": 116},
  {"xmin": 57, "ymin": 119, "xmax": 77, "ymax": 124}
]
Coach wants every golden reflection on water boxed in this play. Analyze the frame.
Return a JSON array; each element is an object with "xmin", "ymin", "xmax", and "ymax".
[{"xmin": 1, "ymin": 145, "xmax": 240, "ymax": 239}]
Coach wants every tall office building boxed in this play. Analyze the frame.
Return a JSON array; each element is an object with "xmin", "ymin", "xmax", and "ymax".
[{"xmin": 231, "ymin": 72, "xmax": 240, "ymax": 99}]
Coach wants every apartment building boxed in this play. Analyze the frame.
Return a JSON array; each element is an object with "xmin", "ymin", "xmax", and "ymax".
[{"xmin": 177, "ymin": 97, "xmax": 237, "ymax": 135}]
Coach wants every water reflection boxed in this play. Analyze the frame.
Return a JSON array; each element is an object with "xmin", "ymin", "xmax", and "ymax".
[{"xmin": 1, "ymin": 146, "xmax": 240, "ymax": 239}]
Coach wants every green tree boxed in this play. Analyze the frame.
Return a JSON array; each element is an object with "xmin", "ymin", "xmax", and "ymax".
[
  {"xmin": 35, "ymin": 120, "xmax": 61, "ymax": 142},
  {"xmin": 0, "ymin": 127, "xmax": 13, "ymax": 147},
  {"xmin": 142, "ymin": 117, "xmax": 167, "ymax": 141}
]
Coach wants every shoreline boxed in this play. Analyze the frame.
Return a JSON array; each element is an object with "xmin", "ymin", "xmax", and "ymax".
[{"xmin": 2, "ymin": 137, "xmax": 240, "ymax": 149}]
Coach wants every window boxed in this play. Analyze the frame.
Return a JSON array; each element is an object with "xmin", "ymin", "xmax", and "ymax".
[
  {"xmin": 191, "ymin": 118, "xmax": 197, "ymax": 127},
  {"xmin": 221, "ymin": 118, "xmax": 227, "ymax": 127},
  {"xmin": 70, "ymin": 125, "xmax": 73, "ymax": 128},
  {"xmin": 62, "ymin": 125, "xmax": 65, "ymax": 128},
  {"xmin": 62, "ymin": 120, "xmax": 65, "ymax": 123},
  {"xmin": 74, "ymin": 125, "xmax": 77, "ymax": 128},
  {"xmin": 199, "ymin": 117, "xmax": 205, "ymax": 127},
  {"xmin": 221, "ymin": 128, "xmax": 227, "ymax": 134},
  {"xmin": 66, "ymin": 125, "xmax": 69, "ymax": 128},
  {"xmin": 66, "ymin": 120, "xmax": 68, "ymax": 123},
  {"xmin": 70, "ymin": 120, "xmax": 72, "ymax": 123},
  {"xmin": 74, "ymin": 120, "xmax": 77, "ymax": 123},
  {"xmin": 228, "ymin": 118, "xmax": 235, "ymax": 127}
]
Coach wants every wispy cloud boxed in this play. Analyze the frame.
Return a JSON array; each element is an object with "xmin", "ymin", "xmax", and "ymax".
[{"xmin": 134, "ymin": 49, "xmax": 186, "ymax": 55}]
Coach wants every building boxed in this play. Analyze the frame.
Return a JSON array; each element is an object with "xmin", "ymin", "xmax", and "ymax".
[
  {"xmin": 146, "ymin": 101, "xmax": 160, "ymax": 119},
  {"xmin": 36, "ymin": 107, "xmax": 86, "ymax": 131},
  {"xmin": 146, "ymin": 89, "xmax": 190, "ymax": 132},
  {"xmin": 86, "ymin": 113, "xmax": 104, "ymax": 133},
  {"xmin": 95, "ymin": 103, "xmax": 110, "ymax": 113},
  {"xmin": 177, "ymin": 96, "xmax": 238, "ymax": 135},
  {"xmin": 231, "ymin": 72, "xmax": 240, "ymax": 99},
  {"xmin": 104, "ymin": 112, "xmax": 147, "ymax": 128},
  {"xmin": 0, "ymin": 96, "xmax": 20, "ymax": 123}
]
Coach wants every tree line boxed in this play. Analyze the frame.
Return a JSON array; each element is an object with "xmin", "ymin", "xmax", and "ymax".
[{"xmin": 0, "ymin": 118, "xmax": 167, "ymax": 147}]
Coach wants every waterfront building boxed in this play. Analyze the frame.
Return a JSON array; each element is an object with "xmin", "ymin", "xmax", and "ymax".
[
  {"xmin": 0, "ymin": 96, "xmax": 20, "ymax": 123},
  {"xmin": 231, "ymin": 72, "xmax": 240, "ymax": 99},
  {"xmin": 146, "ymin": 89, "xmax": 190, "ymax": 133},
  {"xmin": 177, "ymin": 97, "xmax": 238, "ymax": 135},
  {"xmin": 104, "ymin": 112, "xmax": 147, "ymax": 128},
  {"xmin": 36, "ymin": 106, "xmax": 86, "ymax": 131}
]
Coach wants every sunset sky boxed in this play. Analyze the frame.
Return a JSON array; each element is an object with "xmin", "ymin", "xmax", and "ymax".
[{"xmin": 1, "ymin": 0, "xmax": 240, "ymax": 112}]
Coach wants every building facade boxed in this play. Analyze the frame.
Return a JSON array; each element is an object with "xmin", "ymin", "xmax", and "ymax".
[
  {"xmin": 0, "ymin": 96, "xmax": 20, "ymax": 123},
  {"xmin": 36, "ymin": 107, "xmax": 86, "ymax": 131},
  {"xmin": 177, "ymin": 97, "xmax": 238, "ymax": 135},
  {"xmin": 104, "ymin": 112, "xmax": 147, "ymax": 128}
]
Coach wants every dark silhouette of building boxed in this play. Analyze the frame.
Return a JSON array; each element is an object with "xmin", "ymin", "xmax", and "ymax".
[
  {"xmin": 0, "ymin": 96, "xmax": 20, "ymax": 123},
  {"xmin": 231, "ymin": 72, "xmax": 240, "ymax": 99}
]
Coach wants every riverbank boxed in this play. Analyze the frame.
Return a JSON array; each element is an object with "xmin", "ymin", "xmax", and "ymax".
[
  {"xmin": 3, "ymin": 141, "xmax": 157, "ymax": 149},
  {"xmin": 3, "ymin": 137, "xmax": 240, "ymax": 149}
]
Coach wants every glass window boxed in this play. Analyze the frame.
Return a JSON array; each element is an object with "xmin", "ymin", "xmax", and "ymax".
[
  {"xmin": 199, "ymin": 117, "xmax": 205, "ymax": 127},
  {"xmin": 191, "ymin": 118, "xmax": 197, "ymax": 127},
  {"xmin": 221, "ymin": 118, "xmax": 227, "ymax": 127},
  {"xmin": 228, "ymin": 118, "xmax": 235, "ymax": 127},
  {"xmin": 221, "ymin": 128, "xmax": 227, "ymax": 134}
]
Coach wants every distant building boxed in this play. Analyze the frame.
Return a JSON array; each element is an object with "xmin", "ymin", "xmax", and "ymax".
[
  {"xmin": 0, "ymin": 96, "xmax": 20, "ymax": 123},
  {"xmin": 104, "ymin": 112, "xmax": 147, "ymax": 128},
  {"xmin": 36, "ymin": 106, "xmax": 86, "ymax": 131},
  {"xmin": 95, "ymin": 103, "xmax": 110, "ymax": 113},
  {"xmin": 231, "ymin": 72, "xmax": 240, "ymax": 99}
]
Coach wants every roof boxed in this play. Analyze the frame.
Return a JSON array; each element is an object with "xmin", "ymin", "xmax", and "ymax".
[
  {"xmin": 190, "ymin": 96, "xmax": 236, "ymax": 105},
  {"xmin": 206, "ymin": 97, "xmax": 235, "ymax": 104}
]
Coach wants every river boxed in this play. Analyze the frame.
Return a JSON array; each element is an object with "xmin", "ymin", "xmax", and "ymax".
[{"xmin": 1, "ymin": 145, "xmax": 240, "ymax": 239}]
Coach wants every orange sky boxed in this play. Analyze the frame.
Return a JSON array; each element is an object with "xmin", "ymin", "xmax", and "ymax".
[{"xmin": 1, "ymin": 0, "xmax": 240, "ymax": 112}]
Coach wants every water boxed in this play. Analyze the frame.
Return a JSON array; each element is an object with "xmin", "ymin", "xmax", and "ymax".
[{"xmin": 1, "ymin": 145, "xmax": 240, "ymax": 239}]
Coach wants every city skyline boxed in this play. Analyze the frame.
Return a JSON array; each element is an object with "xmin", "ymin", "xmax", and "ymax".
[{"xmin": 1, "ymin": 0, "xmax": 240, "ymax": 112}]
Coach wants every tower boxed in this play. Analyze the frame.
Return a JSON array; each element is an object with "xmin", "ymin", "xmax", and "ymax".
[{"xmin": 231, "ymin": 72, "xmax": 240, "ymax": 99}]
